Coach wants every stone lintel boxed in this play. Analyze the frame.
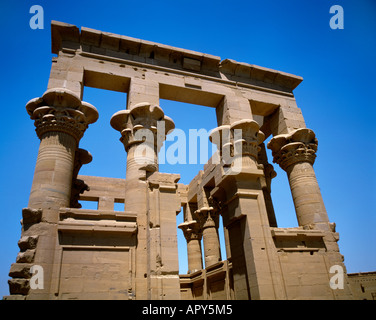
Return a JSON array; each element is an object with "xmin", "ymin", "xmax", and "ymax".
[
  {"xmin": 51, "ymin": 21, "xmax": 80, "ymax": 54},
  {"xmin": 59, "ymin": 208, "xmax": 137, "ymax": 222},
  {"xmin": 270, "ymin": 227, "xmax": 325, "ymax": 239},
  {"xmin": 58, "ymin": 207, "xmax": 137, "ymax": 235},
  {"xmin": 77, "ymin": 175, "xmax": 126, "ymax": 202},
  {"xmin": 220, "ymin": 59, "xmax": 303, "ymax": 91},
  {"xmin": 57, "ymin": 223, "xmax": 137, "ymax": 235},
  {"xmin": 148, "ymin": 172, "xmax": 180, "ymax": 191},
  {"xmin": 51, "ymin": 21, "xmax": 303, "ymax": 92}
]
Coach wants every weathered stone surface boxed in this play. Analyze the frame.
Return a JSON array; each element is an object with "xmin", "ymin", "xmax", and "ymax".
[
  {"xmin": 18, "ymin": 236, "xmax": 39, "ymax": 252},
  {"xmin": 21, "ymin": 208, "xmax": 42, "ymax": 230},
  {"xmin": 5, "ymin": 21, "xmax": 370, "ymax": 301},
  {"xmin": 9, "ymin": 263, "xmax": 33, "ymax": 279},
  {"xmin": 8, "ymin": 279, "xmax": 30, "ymax": 295},
  {"xmin": 2, "ymin": 294, "xmax": 27, "ymax": 300},
  {"xmin": 16, "ymin": 249, "xmax": 36, "ymax": 263}
]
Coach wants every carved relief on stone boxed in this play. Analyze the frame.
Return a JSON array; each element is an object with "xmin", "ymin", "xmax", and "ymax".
[
  {"xmin": 26, "ymin": 88, "xmax": 98, "ymax": 142},
  {"xmin": 267, "ymin": 128, "xmax": 318, "ymax": 171}
]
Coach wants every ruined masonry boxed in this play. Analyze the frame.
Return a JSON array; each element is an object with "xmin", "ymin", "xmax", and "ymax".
[{"xmin": 4, "ymin": 21, "xmax": 365, "ymax": 300}]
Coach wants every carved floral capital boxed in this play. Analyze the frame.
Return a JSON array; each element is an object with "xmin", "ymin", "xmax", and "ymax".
[
  {"xmin": 209, "ymin": 119, "xmax": 265, "ymax": 166},
  {"xmin": 267, "ymin": 128, "xmax": 318, "ymax": 171},
  {"xmin": 110, "ymin": 102, "xmax": 175, "ymax": 152},
  {"xmin": 26, "ymin": 88, "xmax": 98, "ymax": 143},
  {"xmin": 194, "ymin": 207, "xmax": 220, "ymax": 230},
  {"xmin": 178, "ymin": 221, "xmax": 202, "ymax": 242}
]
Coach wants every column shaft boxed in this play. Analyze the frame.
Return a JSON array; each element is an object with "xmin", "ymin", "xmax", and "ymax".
[
  {"xmin": 111, "ymin": 102, "xmax": 178, "ymax": 300},
  {"xmin": 29, "ymin": 132, "xmax": 76, "ymax": 220},
  {"xmin": 187, "ymin": 239, "xmax": 203, "ymax": 273},
  {"xmin": 178, "ymin": 219, "xmax": 203, "ymax": 273},
  {"xmin": 268, "ymin": 128, "xmax": 330, "ymax": 230},
  {"xmin": 286, "ymin": 161, "xmax": 329, "ymax": 228},
  {"xmin": 196, "ymin": 210, "xmax": 221, "ymax": 268},
  {"xmin": 202, "ymin": 223, "xmax": 221, "ymax": 267}
]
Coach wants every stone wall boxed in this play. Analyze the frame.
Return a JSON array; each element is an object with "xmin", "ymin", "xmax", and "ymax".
[{"xmin": 348, "ymin": 272, "xmax": 376, "ymax": 300}]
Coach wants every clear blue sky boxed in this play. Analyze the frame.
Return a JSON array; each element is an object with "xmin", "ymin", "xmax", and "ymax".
[{"xmin": 0, "ymin": 0, "xmax": 375, "ymax": 297}]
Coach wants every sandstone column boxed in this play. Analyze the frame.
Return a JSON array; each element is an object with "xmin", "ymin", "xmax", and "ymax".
[
  {"xmin": 111, "ymin": 102, "xmax": 177, "ymax": 300},
  {"xmin": 111, "ymin": 102, "xmax": 175, "ymax": 199},
  {"xmin": 210, "ymin": 119, "xmax": 286, "ymax": 300},
  {"xmin": 8, "ymin": 88, "xmax": 98, "ymax": 299},
  {"xmin": 267, "ymin": 128, "xmax": 329, "ymax": 231},
  {"xmin": 267, "ymin": 128, "xmax": 354, "ymax": 299},
  {"xmin": 27, "ymin": 89, "xmax": 98, "ymax": 217},
  {"xmin": 178, "ymin": 220, "xmax": 203, "ymax": 273},
  {"xmin": 195, "ymin": 208, "xmax": 221, "ymax": 268}
]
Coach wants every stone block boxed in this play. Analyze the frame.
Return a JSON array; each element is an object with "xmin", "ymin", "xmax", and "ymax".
[
  {"xmin": 18, "ymin": 236, "xmax": 39, "ymax": 252},
  {"xmin": 8, "ymin": 279, "xmax": 30, "ymax": 295},
  {"xmin": 9, "ymin": 263, "xmax": 33, "ymax": 279},
  {"xmin": 16, "ymin": 249, "xmax": 36, "ymax": 263},
  {"xmin": 183, "ymin": 57, "xmax": 201, "ymax": 71},
  {"xmin": 21, "ymin": 208, "xmax": 42, "ymax": 231}
]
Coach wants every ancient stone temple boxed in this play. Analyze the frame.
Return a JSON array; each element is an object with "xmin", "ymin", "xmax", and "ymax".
[{"xmin": 5, "ymin": 21, "xmax": 357, "ymax": 300}]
